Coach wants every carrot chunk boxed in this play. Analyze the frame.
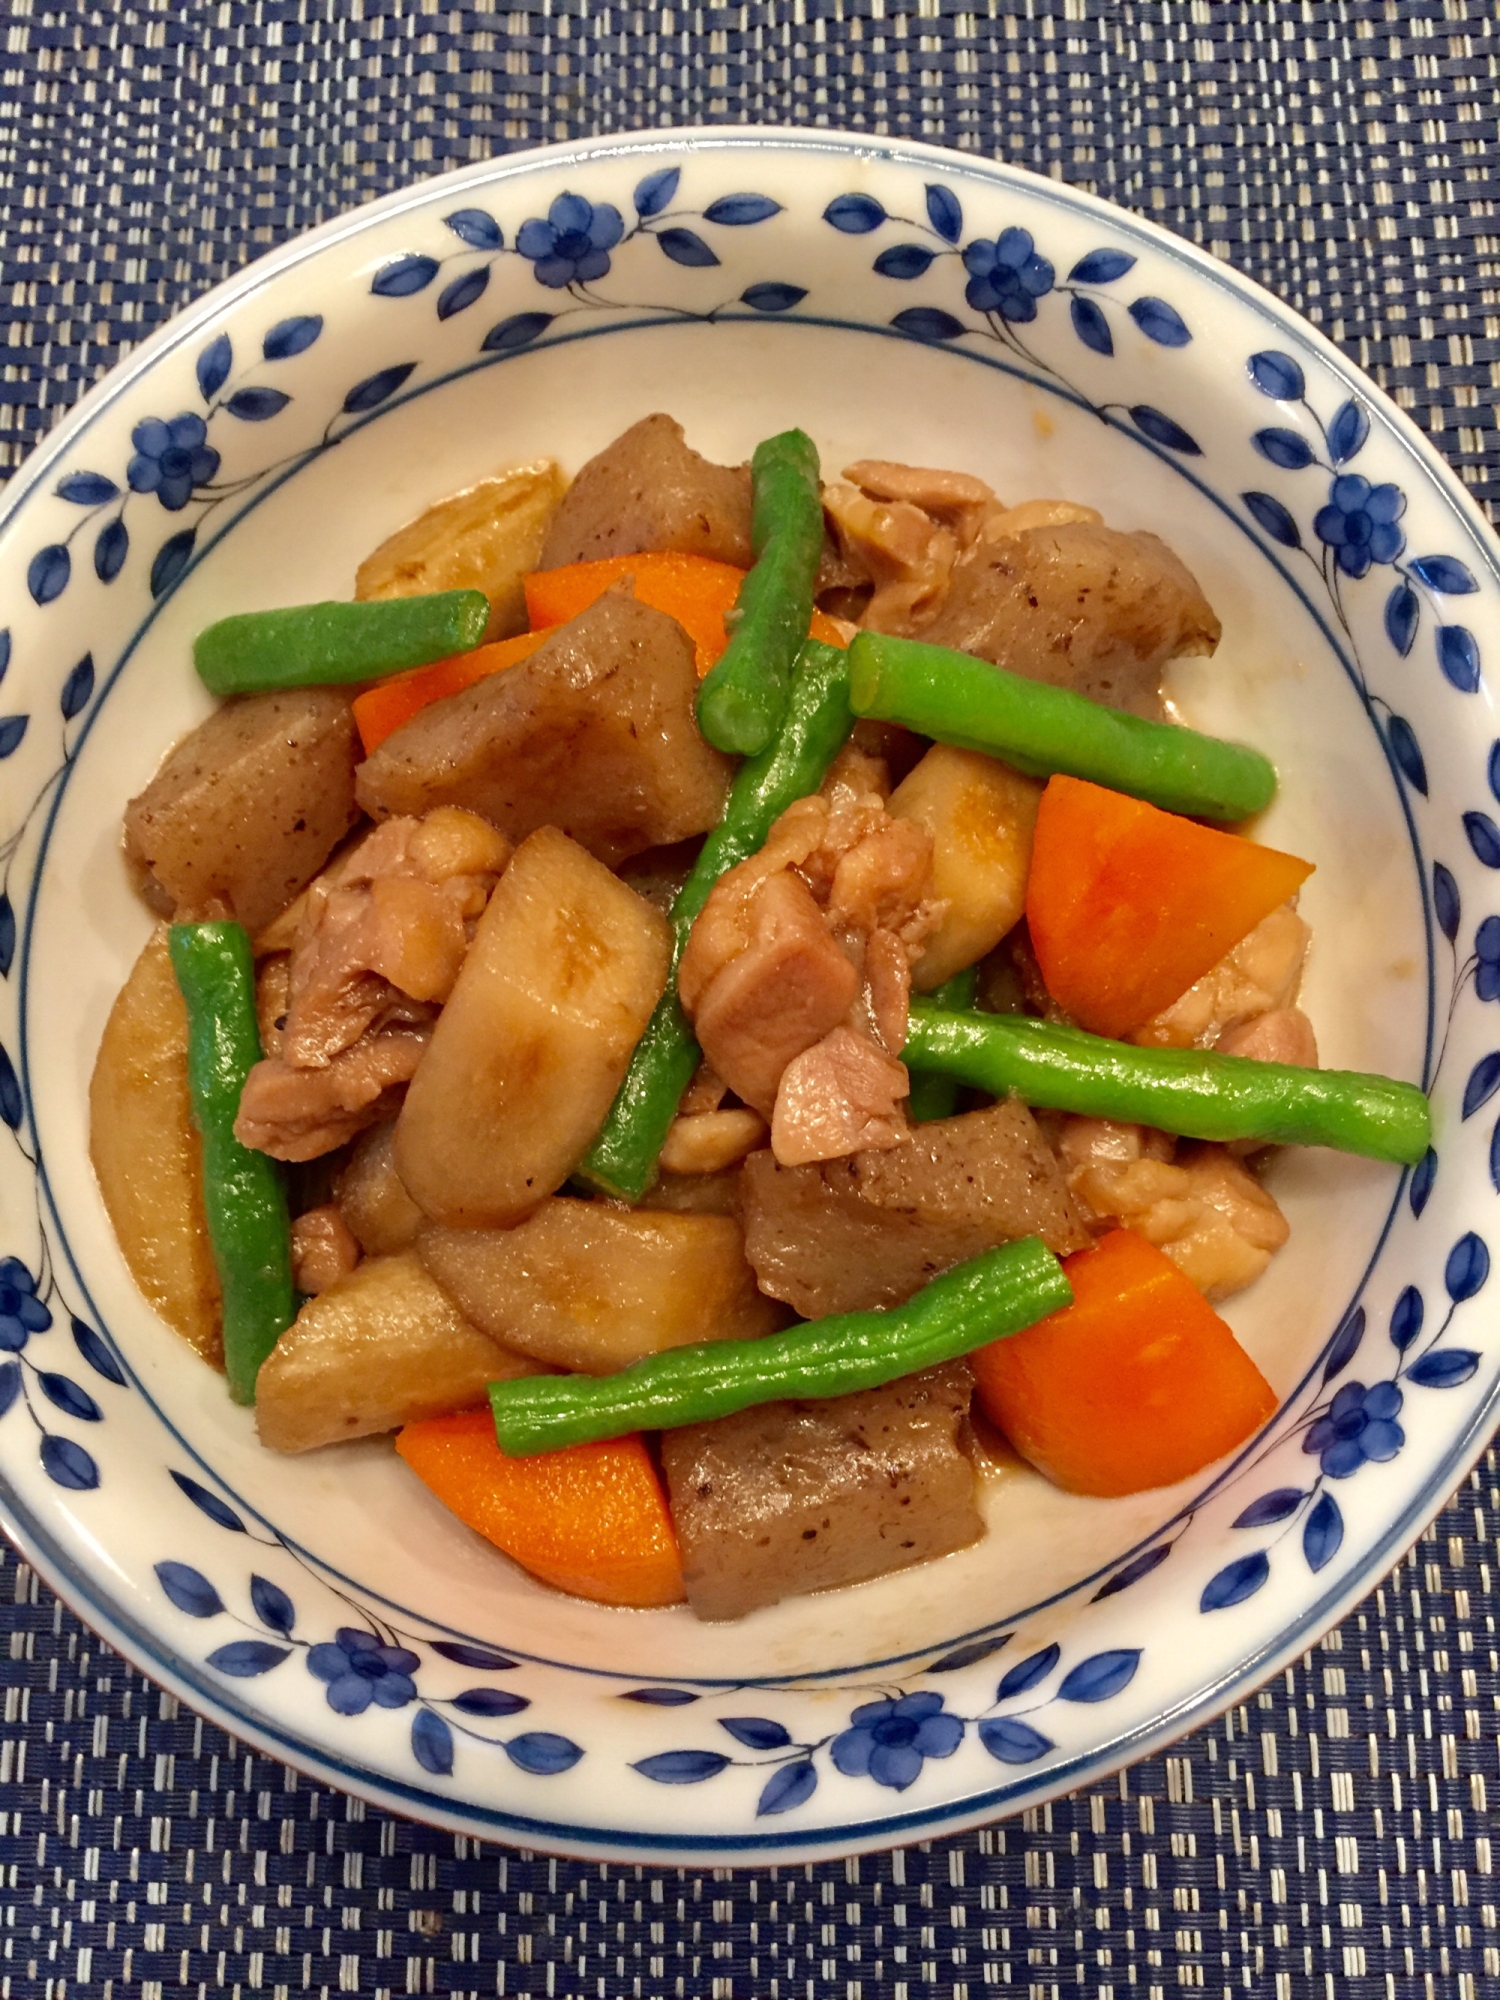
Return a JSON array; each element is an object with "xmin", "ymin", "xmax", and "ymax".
[
  {"xmin": 395, "ymin": 1408, "xmax": 685, "ymax": 1607},
  {"xmin": 970, "ymin": 1228, "xmax": 1277, "ymax": 1496},
  {"xmin": 1024, "ymin": 774, "xmax": 1314, "ymax": 1038},
  {"xmin": 352, "ymin": 628, "xmax": 555, "ymax": 755}
]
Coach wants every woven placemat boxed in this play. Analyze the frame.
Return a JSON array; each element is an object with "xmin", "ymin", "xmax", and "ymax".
[{"xmin": 2, "ymin": 4, "xmax": 1498, "ymax": 1996}]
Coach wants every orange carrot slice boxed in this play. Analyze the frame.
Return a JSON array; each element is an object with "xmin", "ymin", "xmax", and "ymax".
[
  {"xmin": 970, "ymin": 1228, "xmax": 1277, "ymax": 1497},
  {"xmin": 1024, "ymin": 774, "xmax": 1314, "ymax": 1038},
  {"xmin": 352, "ymin": 628, "xmax": 556, "ymax": 755},
  {"xmin": 396, "ymin": 1407, "xmax": 685, "ymax": 1608}
]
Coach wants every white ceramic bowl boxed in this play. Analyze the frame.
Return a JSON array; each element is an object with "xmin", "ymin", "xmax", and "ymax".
[{"xmin": 1, "ymin": 128, "xmax": 1496, "ymax": 1864}]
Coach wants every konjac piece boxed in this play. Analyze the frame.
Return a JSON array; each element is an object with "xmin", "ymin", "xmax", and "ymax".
[
  {"xmin": 393, "ymin": 827, "xmax": 671, "ymax": 1228},
  {"xmin": 254, "ymin": 1250, "xmax": 541, "ymax": 1454},
  {"xmin": 741, "ymin": 1100, "xmax": 1090, "ymax": 1317},
  {"xmin": 916, "ymin": 522, "xmax": 1221, "ymax": 720},
  {"xmin": 418, "ymin": 1199, "xmax": 783, "ymax": 1374},
  {"xmin": 355, "ymin": 590, "xmax": 733, "ymax": 868},
  {"xmin": 124, "ymin": 688, "xmax": 359, "ymax": 934},
  {"xmin": 538, "ymin": 413, "xmax": 753, "ymax": 570},
  {"xmin": 88, "ymin": 926, "xmax": 222, "ymax": 1364},
  {"xmin": 660, "ymin": 1364, "xmax": 982, "ymax": 1620}
]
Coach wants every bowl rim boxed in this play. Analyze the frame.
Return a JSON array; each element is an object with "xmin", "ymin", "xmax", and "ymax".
[{"xmin": 2, "ymin": 121, "xmax": 1496, "ymax": 1863}]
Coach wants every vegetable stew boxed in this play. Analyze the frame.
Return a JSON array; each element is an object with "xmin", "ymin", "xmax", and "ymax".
[{"xmin": 92, "ymin": 414, "xmax": 1430, "ymax": 1621}]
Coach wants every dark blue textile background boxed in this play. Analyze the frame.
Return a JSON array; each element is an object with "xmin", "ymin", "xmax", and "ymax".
[{"xmin": 2, "ymin": 4, "xmax": 1498, "ymax": 1997}]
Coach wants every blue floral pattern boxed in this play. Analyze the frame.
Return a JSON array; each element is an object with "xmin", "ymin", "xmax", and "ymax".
[{"xmin": 627, "ymin": 1644, "xmax": 1142, "ymax": 1816}]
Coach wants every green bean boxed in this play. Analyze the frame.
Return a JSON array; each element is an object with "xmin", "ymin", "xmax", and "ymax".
[
  {"xmin": 577, "ymin": 639, "xmax": 854, "ymax": 1200},
  {"xmin": 904, "ymin": 1004, "xmax": 1431, "ymax": 1165},
  {"xmin": 906, "ymin": 967, "xmax": 980, "ymax": 1123},
  {"xmin": 168, "ymin": 922, "xmax": 297, "ymax": 1405},
  {"xmin": 194, "ymin": 591, "xmax": 490, "ymax": 696},
  {"xmin": 695, "ymin": 429, "xmax": 824, "ymax": 755},
  {"xmin": 848, "ymin": 631, "xmax": 1277, "ymax": 823},
  {"xmin": 489, "ymin": 1236, "xmax": 1069, "ymax": 1455}
]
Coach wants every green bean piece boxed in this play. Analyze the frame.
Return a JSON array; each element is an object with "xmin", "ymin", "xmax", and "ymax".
[
  {"xmin": 194, "ymin": 590, "xmax": 490, "ymax": 697},
  {"xmin": 848, "ymin": 631, "xmax": 1277, "ymax": 823},
  {"xmin": 904, "ymin": 1004, "xmax": 1431, "ymax": 1166},
  {"xmin": 489, "ymin": 1236, "xmax": 1070, "ymax": 1455},
  {"xmin": 578, "ymin": 639, "xmax": 854, "ymax": 1200},
  {"xmin": 695, "ymin": 428, "xmax": 825, "ymax": 755},
  {"xmin": 906, "ymin": 967, "xmax": 980, "ymax": 1123},
  {"xmin": 168, "ymin": 922, "xmax": 297, "ymax": 1405}
]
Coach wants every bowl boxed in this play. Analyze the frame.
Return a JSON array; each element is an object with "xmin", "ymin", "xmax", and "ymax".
[{"xmin": 0, "ymin": 126, "xmax": 1495, "ymax": 1865}]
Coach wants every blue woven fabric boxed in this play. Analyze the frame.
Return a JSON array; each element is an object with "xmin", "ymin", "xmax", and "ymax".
[{"xmin": 2, "ymin": 4, "xmax": 1499, "ymax": 1996}]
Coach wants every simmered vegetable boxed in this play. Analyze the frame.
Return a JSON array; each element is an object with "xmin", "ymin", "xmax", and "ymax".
[
  {"xmin": 355, "ymin": 591, "xmax": 733, "ymax": 867},
  {"xmin": 256, "ymin": 1251, "xmax": 540, "ymax": 1454},
  {"xmin": 89, "ymin": 927, "xmax": 221, "ymax": 1364},
  {"xmin": 906, "ymin": 967, "xmax": 979, "ymax": 1123},
  {"xmin": 396, "ymin": 1409, "xmax": 685, "ymax": 1608},
  {"xmin": 351, "ymin": 629, "xmax": 552, "ymax": 755},
  {"xmin": 195, "ymin": 591, "xmax": 490, "ymax": 696},
  {"xmin": 904, "ymin": 1003, "xmax": 1431, "ymax": 1164},
  {"xmin": 355, "ymin": 459, "xmax": 566, "ymax": 640},
  {"xmin": 526, "ymin": 551, "xmax": 746, "ymax": 674},
  {"xmin": 662, "ymin": 1364, "xmax": 981, "ymax": 1620},
  {"xmin": 168, "ymin": 921, "xmax": 296, "ymax": 1403},
  {"xmin": 969, "ymin": 1228, "xmax": 1277, "ymax": 1495},
  {"xmin": 741, "ymin": 1100, "xmax": 1089, "ymax": 1317},
  {"xmin": 125, "ymin": 688, "xmax": 358, "ymax": 935},
  {"xmin": 890, "ymin": 744, "xmax": 1043, "ymax": 991},
  {"xmin": 1025, "ymin": 774, "xmax": 1315, "ymax": 1038},
  {"xmin": 418, "ymin": 1200, "xmax": 783, "ymax": 1374},
  {"xmin": 848, "ymin": 630, "xmax": 1277, "ymax": 822},
  {"xmin": 696, "ymin": 429, "xmax": 825, "ymax": 756},
  {"xmin": 917, "ymin": 519, "xmax": 1222, "ymax": 718},
  {"xmin": 488, "ymin": 1236, "xmax": 1071, "ymax": 1456},
  {"xmin": 394, "ymin": 826, "xmax": 672, "ymax": 1228},
  {"xmin": 333, "ymin": 1122, "xmax": 424, "ymax": 1256},
  {"xmin": 578, "ymin": 637, "xmax": 854, "ymax": 1201},
  {"xmin": 539, "ymin": 413, "xmax": 752, "ymax": 570}
]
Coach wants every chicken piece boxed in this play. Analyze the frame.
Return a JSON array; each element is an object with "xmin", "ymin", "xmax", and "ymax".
[
  {"xmin": 771, "ymin": 1026, "xmax": 910, "ymax": 1166},
  {"xmin": 822, "ymin": 481, "xmax": 963, "ymax": 634},
  {"xmin": 256, "ymin": 953, "xmax": 291, "ymax": 1061},
  {"xmin": 1136, "ymin": 904, "xmax": 1312, "ymax": 1050},
  {"xmin": 539, "ymin": 413, "xmax": 753, "ymax": 569},
  {"xmin": 661, "ymin": 1364, "xmax": 982, "ymax": 1620},
  {"xmin": 681, "ymin": 867, "xmax": 859, "ymax": 1117},
  {"xmin": 841, "ymin": 460, "xmax": 997, "ymax": 547},
  {"xmin": 290, "ymin": 1205, "xmax": 362, "ymax": 1295},
  {"xmin": 980, "ymin": 498, "xmax": 1103, "ymax": 539},
  {"xmin": 278, "ymin": 812, "xmax": 508, "ymax": 1069},
  {"xmin": 917, "ymin": 522, "xmax": 1221, "ymax": 720},
  {"xmin": 356, "ymin": 590, "xmax": 733, "ymax": 869},
  {"xmin": 1217, "ymin": 1008, "xmax": 1318, "ymax": 1067},
  {"xmin": 1065, "ymin": 1132, "xmax": 1290, "ymax": 1301},
  {"xmin": 234, "ymin": 1027, "xmax": 429, "ymax": 1162},
  {"xmin": 681, "ymin": 785, "xmax": 941, "ymax": 1157},
  {"xmin": 124, "ymin": 688, "xmax": 359, "ymax": 935},
  {"xmin": 659, "ymin": 1108, "xmax": 767, "ymax": 1176},
  {"xmin": 743, "ymin": 1101, "xmax": 1090, "ymax": 1317}
]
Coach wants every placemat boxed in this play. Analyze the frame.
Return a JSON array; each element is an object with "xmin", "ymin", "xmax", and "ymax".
[{"xmin": 2, "ymin": 3, "xmax": 1498, "ymax": 1995}]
